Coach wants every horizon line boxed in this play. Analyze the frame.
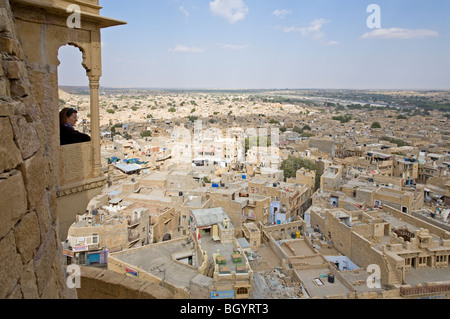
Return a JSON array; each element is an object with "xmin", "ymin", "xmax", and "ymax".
[{"xmin": 58, "ymin": 86, "xmax": 450, "ymax": 92}]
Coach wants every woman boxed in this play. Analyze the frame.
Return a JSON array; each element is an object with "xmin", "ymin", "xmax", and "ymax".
[{"xmin": 60, "ymin": 107, "xmax": 91, "ymax": 145}]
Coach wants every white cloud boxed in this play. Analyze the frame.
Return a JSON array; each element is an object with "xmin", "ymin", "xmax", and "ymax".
[
  {"xmin": 209, "ymin": 0, "xmax": 249, "ymax": 24},
  {"xmin": 169, "ymin": 45, "xmax": 205, "ymax": 53},
  {"xmin": 360, "ymin": 27, "xmax": 439, "ymax": 39},
  {"xmin": 284, "ymin": 18, "xmax": 330, "ymax": 40},
  {"xmin": 218, "ymin": 43, "xmax": 251, "ymax": 50},
  {"xmin": 325, "ymin": 40, "xmax": 339, "ymax": 46},
  {"xmin": 179, "ymin": 5, "xmax": 190, "ymax": 17},
  {"xmin": 273, "ymin": 9, "xmax": 291, "ymax": 19}
]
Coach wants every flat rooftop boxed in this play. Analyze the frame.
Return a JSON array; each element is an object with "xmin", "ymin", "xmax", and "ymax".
[
  {"xmin": 294, "ymin": 267, "xmax": 351, "ymax": 299},
  {"xmin": 339, "ymin": 270, "xmax": 384, "ymax": 295},
  {"xmin": 404, "ymin": 267, "xmax": 450, "ymax": 286},
  {"xmin": 280, "ymin": 239, "xmax": 319, "ymax": 258},
  {"xmin": 109, "ymin": 238, "xmax": 199, "ymax": 291},
  {"xmin": 142, "ymin": 171, "xmax": 167, "ymax": 181},
  {"xmin": 377, "ymin": 211, "xmax": 441, "ymax": 242}
]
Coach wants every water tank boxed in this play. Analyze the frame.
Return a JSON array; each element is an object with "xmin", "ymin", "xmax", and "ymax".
[
  {"xmin": 328, "ymin": 274, "xmax": 335, "ymax": 284},
  {"xmin": 179, "ymin": 192, "xmax": 183, "ymax": 196}
]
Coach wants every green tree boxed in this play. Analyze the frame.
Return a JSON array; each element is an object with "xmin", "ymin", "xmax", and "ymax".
[
  {"xmin": 187, "ymin": 115, "xmax": 198, "ymax": 122},
  {"xmin": 332, "ymin": 115, "xmax": 352, "ymax": 123},
  {"xmin": 371, "ymin": 122, "xmax": 382, "ymax": 129},
  {"xmin": 110, "ymin": 123, "xmax": 122, "ymax": 136},
  {"xmin": 293, "ymin": 126, "xmax": 303, "ymax": 134},
  {"xmin": 280, "ymin": 156, "xmax": 321, "ymax": 190},
  {"xmin": 123, "ymin": 132, "xmax": 132, "ymax": 140},
  {"xmin": 380, "ymin": 136, "xmax": 409, "ymax": 147},
  {"xmin": 269, "ymin": 118, "xmax": 280, "ymax": 125},
  {"xmin": 300, "ymin": 132, "xmax": 315, "ymax": 138}
]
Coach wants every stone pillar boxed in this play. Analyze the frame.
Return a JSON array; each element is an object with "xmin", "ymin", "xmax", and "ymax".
[
  {"xmin": 88, "ymin": 28, "xmax": 103, "ymax": 177},
  {"xmin": 89, "ymin": 75, "xmax": 101, "ymax": 176}
]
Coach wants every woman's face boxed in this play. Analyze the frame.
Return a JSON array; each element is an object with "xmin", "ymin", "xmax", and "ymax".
[{"xmin": 67, "ymin": 112, "xmax": 78, "ymax": 126}]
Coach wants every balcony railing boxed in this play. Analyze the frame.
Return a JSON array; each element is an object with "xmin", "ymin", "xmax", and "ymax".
[
  {"xmin": 400, "ymin": 284, "xmax": 450, "ymax": 297},
  {"xmin": 59, "ymin": 142, "xmax": 94, "ymax": 186},
  {"xmin": 57, "ymin": 141, "xmax": 108, "ymax": 199}
]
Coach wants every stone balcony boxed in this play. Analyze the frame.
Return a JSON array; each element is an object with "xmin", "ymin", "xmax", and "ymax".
[
  {"xmin": 56, "ymin": 141, "xmax": 107, "ymax": 240},
  {"xmin": 57, "ymin": 141, "xmax": 106, "ymax": 197}
]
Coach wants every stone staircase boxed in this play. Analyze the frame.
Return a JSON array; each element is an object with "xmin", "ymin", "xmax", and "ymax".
[{"xmin": 382, "ymin": 255, "xmax": 402, "ymax": 286}]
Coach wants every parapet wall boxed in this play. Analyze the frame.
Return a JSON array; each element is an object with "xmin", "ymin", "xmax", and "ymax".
[{"xmin": 77, "ymin": 266, "xmax": 173, "ymax": 299}]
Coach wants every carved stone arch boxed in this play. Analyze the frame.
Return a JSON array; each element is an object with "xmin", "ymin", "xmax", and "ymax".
[
  {"xmin": 45, "ymin": 24, "xmax": 92, "ymax": 71},
  {"xmin": 56, "ymin": 41, "xmax": 92, "ymax": 74}
]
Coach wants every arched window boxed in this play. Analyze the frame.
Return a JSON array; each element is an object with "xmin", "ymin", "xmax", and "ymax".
[
  {"xmin": 58, "ymin": 45, "xmax": 88, "ymax": 87},
  {"xmin": 57, "ymin": 45, "xmax": 91, "ymax": 146}
]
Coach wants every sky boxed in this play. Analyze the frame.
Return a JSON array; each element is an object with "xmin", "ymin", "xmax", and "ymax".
[{"xmin": 58, "ymin": 0, "xmax": 450, "ymax": 90}]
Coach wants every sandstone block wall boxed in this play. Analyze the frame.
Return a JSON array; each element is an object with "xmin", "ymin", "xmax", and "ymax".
[
  {"xmin": 77, "ymin": 266, "xmax": 173, "ymax": 299},
  {"xmin": 0, "ymin": 0, "xmax": 75, "ymax": 299}
]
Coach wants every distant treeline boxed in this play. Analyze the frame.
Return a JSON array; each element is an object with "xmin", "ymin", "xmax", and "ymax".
[
  {"xmin": 307, "ymin": 90, "xmax": 450, "ymax": 112},
  {"xmin": 253, "ymin": 95, "xmax": 317, "ymax": 106}
]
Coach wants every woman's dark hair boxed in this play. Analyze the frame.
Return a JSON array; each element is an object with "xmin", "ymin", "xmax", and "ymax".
[{"xmin": 59, "ymin": 107, "xmax": 78, "ymax": 125}]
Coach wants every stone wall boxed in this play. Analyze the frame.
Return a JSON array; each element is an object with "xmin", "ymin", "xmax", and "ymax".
[
  {"xmin": 77, "ymin": 266, "xmax": 173, "ymax": 299},
  {"xmin": 0, "ymin": 0, "xmax": 76, "ymax": 298}
]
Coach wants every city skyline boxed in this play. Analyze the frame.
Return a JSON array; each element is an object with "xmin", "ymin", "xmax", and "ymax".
[{"xmin": 58, "ymin": 0, "xmax": 450, "ymax": 90}]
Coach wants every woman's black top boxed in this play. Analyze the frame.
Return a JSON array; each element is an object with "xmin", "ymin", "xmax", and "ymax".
[{"xmin": 60, "ymin": 124, "xmax": 91, "ymax": 145}]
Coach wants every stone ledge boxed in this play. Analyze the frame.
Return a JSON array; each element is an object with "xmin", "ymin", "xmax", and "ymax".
[
  {"xmin": 57, "ymin": 175, "xmax": 107, "ymax": 197},
  {"xmin": 77, "ymin": 266, "xmax": 173, "ymax": 299}
]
